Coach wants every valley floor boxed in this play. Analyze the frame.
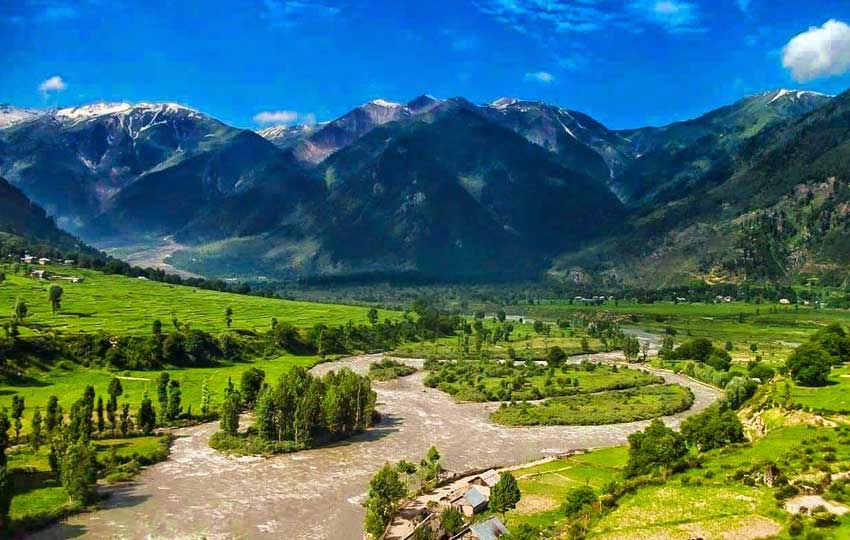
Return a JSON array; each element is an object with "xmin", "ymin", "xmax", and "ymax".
[{"xmin": 29, "ymin": 345, "xmax": 718, "ymax": 540}]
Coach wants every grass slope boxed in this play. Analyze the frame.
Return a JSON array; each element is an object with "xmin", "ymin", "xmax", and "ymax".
[{"xmin": 0, "ymin": 264, "xmax": 395, "ymax": 336}]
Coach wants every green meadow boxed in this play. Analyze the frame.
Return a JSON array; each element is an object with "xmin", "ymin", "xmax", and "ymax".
[{"xmin": 0, "ymin": 264, "xmax": 395, "ymax": 336}]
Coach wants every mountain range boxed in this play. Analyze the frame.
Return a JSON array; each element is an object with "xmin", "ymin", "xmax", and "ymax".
[{"xmin": 0, "ymin": 87, "xmax": 847, "ymax": 287}]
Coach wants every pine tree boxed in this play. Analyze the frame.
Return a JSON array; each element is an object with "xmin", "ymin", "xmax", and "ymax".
[
  {"xmin": 30, "ymin": 407, "xmax": 43, "ymax": 451},
  {"xmin": 157, "ymin": 372, "xmax": 170, "ymax": 423},
  {"xmin": 200, "ymin": 379, "xmax": 210, "ymax": 417},
  {"xmin": 220, "ymin": 387, "xmax": 241, "ymax": 436},
  {"xmin": 61, "ymin": 442, "xmax": 98, "ymax": 504},
  {"xmin": 137, "ymin": 393, "xmax": 156, "ymax": 435},
  {"xmin": 96, "ymin": 396, "xmax": 105, "ymax": 435},
  {"xmin": 119, "ymin": 403, "xmax": 133, "ymax": 437},
  {"xmin": 10, "ymin": 396, "xmax": 24, "ymax": 443},
  {"xmin": 489, "ymin": 472, "xmax": 521, "ymax": 515},
  {"xmin": 166, "ymin": 380, "xmax": 182, "ymax": 421},
  {"xmin": 45, "ymin": 395, "xmax": 62, "ymax": 433}
]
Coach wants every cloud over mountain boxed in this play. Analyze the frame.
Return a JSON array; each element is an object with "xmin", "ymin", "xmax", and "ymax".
[{"xmin": 783, "ymin": 19, "xmax": 850, "ymax": 82}]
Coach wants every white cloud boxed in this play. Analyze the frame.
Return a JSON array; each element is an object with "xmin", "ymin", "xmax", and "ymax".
[
  {"xmin": 253, "ymin": 110, "xmax": 316, "ymax": 125},
  {"xmin": 525, "ymin": 71, "xmax": 555, "ymax": 83},
  {"xmin": 475, "ymin": 0, "xmax": 702, "ymax": 36},
  {"xmin": 630, "ymin": 0, "xmax": 702, "ymax": 33},
  {"xmin": 38, "ymin": 75, "xmax": 67, "ymax": 94},
  {"xmin": 782, "ymin": 19, "xmax": 850, "ymax": 82}
]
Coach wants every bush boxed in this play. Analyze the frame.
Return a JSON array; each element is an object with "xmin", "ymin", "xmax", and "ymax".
[
  {"xmin": 787, "ymin": 342, "xmax": 832, "ymax": 387},
  {"xmin": 562, "ymin": 485, "xmax": 596, "ymax": 516}
]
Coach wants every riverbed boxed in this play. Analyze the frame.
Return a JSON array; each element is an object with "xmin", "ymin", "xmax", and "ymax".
[{"xmin": 32, "ymin": 339, "xmax": 719, "ymax": 540}]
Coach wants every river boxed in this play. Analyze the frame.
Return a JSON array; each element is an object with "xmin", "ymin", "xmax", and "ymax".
[{"xmin": 32, "ymin": 335, "xmax": 719, "ymax": 540}]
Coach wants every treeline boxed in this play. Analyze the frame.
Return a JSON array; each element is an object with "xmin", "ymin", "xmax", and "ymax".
[
  {"xmin": 212, "ymin": 366, "xmax": 376, "ymax": 453},
  {"xmin": 1, "ymin": 302, "xmax": 462, "ymax": 372}
]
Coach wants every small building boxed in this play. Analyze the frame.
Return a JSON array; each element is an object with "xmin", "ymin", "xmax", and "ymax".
[
  {"xmin": 30, "ymin": 269, "xmax": 48, "ymax": 280},
  {"xmin": 451, "ymin": 486, "xmax": 489, "ymax": 516},
  {"xmin": 469, "ymin": 469, "xmax": 500, "ymax": 490},
  {"xmin": 779, "ymin": 298, "xmax": 791, "ymax": 305},
  {"xmin": 21, "ymin": 254, "xmax": 34, "ymax": 264},
  {"xmin": 452, "ymin": 517, "xmax": 508, "ymax": 540},
  {"xmin": 63, "ymin": 259, "xmax": 76, "ymax": 265},
  {"xmin": 37, "ymin": 257, "xmax": 51, "ymax": 265}
]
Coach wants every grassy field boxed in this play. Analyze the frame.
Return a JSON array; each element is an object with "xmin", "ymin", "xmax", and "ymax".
[
  {"xmin": 512, "ymin": 300, "xmax": 850, "ymax": 364},
  {"xmin": 0, "ymin": 354, "xmax": 321, "ymax": 433},
  {"xmin": 0, "ymin": 264, "xmax": 395, "ymax": 336},
  {"xmin": 505, "ymin": 447, "xmax": 628, "ymax": 530},
  {"xmin": 770, "ymin": 365, "xmax": 850, "ymax": 414},
  {"xmin": 392, "ymin": 321, "xmax": 605, "ymax": 361},
  {"xmin": 500, "ymin": 425, "xmax": 850, "ymax": 539},
  {"xmin": 7, "ymin": 435, "xmax": 169, "ymax": 531},
  {"xmin": 424, "ymin": 361, "xmax": 662, "ymax": 402},
  {"xmin": 490, "ymin": 384, "xmax": 694, "ymax": 426}
]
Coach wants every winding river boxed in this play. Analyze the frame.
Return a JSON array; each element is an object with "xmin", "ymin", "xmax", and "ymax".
[{"xmin": 32, "ymin": 333, "xmax": 720, "ymax": 540}]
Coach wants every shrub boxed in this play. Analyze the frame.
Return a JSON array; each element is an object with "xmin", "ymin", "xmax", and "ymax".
[{"xmin": 787, "ymin": 342, "xmax": 832, "ymax": 387}]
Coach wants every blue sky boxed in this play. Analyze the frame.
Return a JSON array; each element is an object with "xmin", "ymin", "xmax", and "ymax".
[{"xmin": 4, "ymin": 0, "xmax": 850, "ymax": 129}]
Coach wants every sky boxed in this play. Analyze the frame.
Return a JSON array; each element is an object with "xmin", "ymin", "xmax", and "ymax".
[{"xmin": 4, "ymin": 0, "xmax": 850, "ymax": 129}]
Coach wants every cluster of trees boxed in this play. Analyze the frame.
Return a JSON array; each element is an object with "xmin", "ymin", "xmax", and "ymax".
[
  {"xmin": 215, "ymin": 365, "xmax": 377, "ymax": 451},
  {"xmin": 786, "ymin": 324, "xmax": 850, "ymax": 387},
  {"xmin": 624, "ymin": 405, "xmax": 745, "ymax": 479},
  {"xmin": 363, "ymin": 446, "xmax": 443, "ymax": 538}
]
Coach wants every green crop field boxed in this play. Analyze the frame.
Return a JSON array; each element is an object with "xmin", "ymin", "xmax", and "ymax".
[
  {"xmin": 0, "ymin": 354, "xmax": 321, "ymax": 433},
  {"xmin": 0, "ymin": 265, "xmax": 396, "ymax": 336},
  {"xmin": 512, "ymin": 300, "xmax": 850, "ymax": 364},
  {"xmin": 491, "ymin": 384, "xmax": 694, "ymax": 426}
]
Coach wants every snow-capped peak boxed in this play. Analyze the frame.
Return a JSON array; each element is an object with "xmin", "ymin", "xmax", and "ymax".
[
  {"xmin": 0, "ymin": 104, "xmax": 42, "ymax": 129},
  {"xmin": 54, "ymin": 101, "xmax": 200, "ymax": 124},
  {"xmin": 489, "ymin": 97, "xmax": 519, "ymax": 109},
  {"xmin": 367, "ymin": 99, "xmax": 402, "ymax": 108},
  {"xmin": 765, "ymin": 89, "xmax": 832, "ymax": 105}
]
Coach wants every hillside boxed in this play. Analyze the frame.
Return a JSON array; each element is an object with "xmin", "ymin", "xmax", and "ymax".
[
  {"xmin": 0, "ymin": 176, "xmax": 99, "ymax": 259},
  {"xmin": 0, "ymin": 89, "xmax": 842, "ymax": 285},
  {"xmin": 554, "ymin": 89, "xmax": 850, "ymax": 287}
]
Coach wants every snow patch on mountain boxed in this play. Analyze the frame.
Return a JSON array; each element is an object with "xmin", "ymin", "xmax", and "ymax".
[{"xmin": 0, "ymin": 105, "xmax": 42, "ymax": 129}]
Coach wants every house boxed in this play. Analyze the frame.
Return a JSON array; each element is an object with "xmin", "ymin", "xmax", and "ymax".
[
  {"xmin": 30, "ymin": 269, "xmax": 48, "ymax": 280},
  {"xmin": 21, "ymin": 255, "xmax": 34, "ymax": 264},
  {"xmin": 779, "ymin": 298, "xmax": 791, "ymax": 305},
  {"xmin": 451, "ymin": 485, "xmax": 489, "ymax": 516},
  {"xmin": 469, "ymin": 469, "xmax": 500, "ymax": 491},
  {"xmin": 63, "ymin": 259, "xmax": 75, "ymax": 265},
  {"xmin": 37, "ymin": 257, "xmax": 51, "ymax": 265},
  {"xmin": 451, "ymin": 517, "xmax": 508, "ymax": 540}
]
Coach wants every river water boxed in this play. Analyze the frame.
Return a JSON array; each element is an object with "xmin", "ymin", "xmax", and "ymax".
[{"xmin": 32, "ymin": 336, "xmax": 719, "ymax": 540}]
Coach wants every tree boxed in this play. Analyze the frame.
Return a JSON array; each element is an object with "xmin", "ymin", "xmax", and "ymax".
[
  {"xmin": 107, "ymin": 377, "xmax": 123, "ymax": 432},
  {"xmin": 546, "ymin": 346, "xmax": 567, "ymax": 367},
  {"xmin": 0, "ymin": 464, "xmax": 10, "ymax": 531},
  {"xmin": 625, "ymin": 419, "xmax": 687, "ymax": 477},
  {"xmin": 45, "ymin": 396, "xmax": 62, "ymax": 433},
  {"xmin": 562, "ymin": 485, "xmax": 596, "ymax": 517},
  {"xmin": 30, "ymin": 407, "xmax": 43, "ymax": 451},
  {"xmin": 786, "ymin": 342, "xmax": 832, "ymax": 387},
  {"xmin": 61, "ymin": 442, "xmax": 98, "ymax": 504},
  {"xmin": 96, "ymin": 396, "xmax": 105, "ymax": 435},
  {"xmin": 225, "ymin": 306, "xmax": 233, "ymax": 329},
  {"xmin": 13, "ymin": 297, "xmax": 27, "ymax": 323},
  {"xmin": 240, "ymin": 367, "xmax": 266, "ymax": 407},
  {"xmin": 364, "ymin": 463, "xmax": 407, "ymax": 538},
  {"xmin": 622, "ymin": 336, "xmax": 641, "ymax": 362},
  {"xmin": 48, "ymin": 284, "xmax": 64, "ymax": 314},
  {"xmin": 166, "ymin": 380, "xmax": 182, "ymax": 420},
  {"xmin": 439, "ymin": 506, "xmax": 464, "ymax": 536},
  {"xmin": 420, "ymin": 445, "xmax": 441, "ymax": 483},
  {"xmin": 10, "ymin": 396, "xmax": 24, "ymax": 443},
  {"xmin": 681, "ymin": 405, "xmax": 744, "ymax": 451},
  {"xmin": 220, "ymin": 386, "xmax": 241, "ymax": 436},
  {"xmin": 200, "ymin": 379, "xmax": 211, "ymax": 417},
  {"xmin": 580, "ymin": 337, "xmax": 590, "ymax": 352},
  {"xmin": 723, "ymin": 376, "xmax": 757, "ymax": 409},
  {"xmin": 119, "ymin": 403, "xmax": 133, "ymax": 437},
  {"xmin": 156, "ymin": 372, "xmax": 170, "ymax": 423},
  {"xmin": 489, "ymin": 472, "xmax": 521, "ymax": 515},
  {"xmin": 137, "ymin": 393, "xmax": 156, "ymax": 435},
  {"xmin": 0, "ymin": 409, "xmax": 9, "ymax": 467},
  {"xmin": 368, "ymin": 307, "xmax": 379, "ymax": 326}
]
